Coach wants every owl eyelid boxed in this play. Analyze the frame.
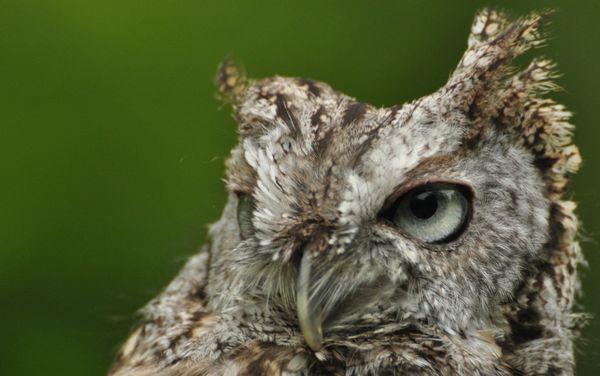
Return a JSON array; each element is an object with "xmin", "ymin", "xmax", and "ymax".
[{"xmin": 380, "ymin": 178, "xmax": 475, "ymax": 213}]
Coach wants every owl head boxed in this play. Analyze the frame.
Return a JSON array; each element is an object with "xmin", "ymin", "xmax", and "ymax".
[{"xmin": 207, "ymin": 9, "xmax": 582, "ymax": 367}]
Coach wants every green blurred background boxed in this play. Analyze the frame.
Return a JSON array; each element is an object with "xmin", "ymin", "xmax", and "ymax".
[{"xmin": 1, "ymin": 1, "xmax": 598, "ymax": 374}]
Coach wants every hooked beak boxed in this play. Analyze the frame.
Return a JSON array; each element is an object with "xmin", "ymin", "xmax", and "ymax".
[{"xmin": 296, "ymin": 250, "xmax": 323, "ymax": 351}]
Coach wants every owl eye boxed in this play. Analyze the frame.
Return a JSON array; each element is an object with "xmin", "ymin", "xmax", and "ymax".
[
  {"xmin": 237, "ymin": 194, "xmax": 255, "ymax": 240},
  {"xmin": 382, "ymin": 183, "xmax": 472, "ymax": 244}
]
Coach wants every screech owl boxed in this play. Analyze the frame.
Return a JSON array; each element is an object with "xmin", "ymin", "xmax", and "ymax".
[{"xmin": 109, "ymin": 9, "xmax": 586, "ymax": 375}]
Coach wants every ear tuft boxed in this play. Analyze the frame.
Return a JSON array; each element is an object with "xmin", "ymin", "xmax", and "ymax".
[
  {"xmin": 215, "ymin": 56, "xmax": 248, "ymax": 105},
  {"xmin": 442, "ymin": 9, "xmax": 578, "ymax": 197},
  {"xmin": 445, "ymin": 9, "xmax": 552, "ymax": 115}
]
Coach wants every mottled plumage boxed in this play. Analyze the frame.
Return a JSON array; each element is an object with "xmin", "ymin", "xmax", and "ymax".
[{"xmin": 109, "ymin": 9, "xmax": 585, "ymax": 375}]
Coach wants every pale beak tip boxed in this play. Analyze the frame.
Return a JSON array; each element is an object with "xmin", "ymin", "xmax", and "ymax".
[{"xmin": 303, "ymin": 323, "xmax": 323, "ymax": 352}]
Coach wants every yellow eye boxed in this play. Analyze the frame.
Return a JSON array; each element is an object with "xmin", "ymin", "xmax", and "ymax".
[
  {"xmin": 381, "ymin": 183, "xmax": 472, "ymax": 244},
  {"xmin": 236, "ymin": 194, "xmax": 255, "ymax": 240}
]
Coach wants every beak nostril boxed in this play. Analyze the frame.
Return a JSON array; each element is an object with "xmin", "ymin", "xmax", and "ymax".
[{"xmin": 287, "ymin": 220, "xmax": 332, "ymax": 265}]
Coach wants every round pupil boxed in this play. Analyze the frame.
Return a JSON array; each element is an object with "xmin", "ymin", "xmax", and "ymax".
[{"xmin": 409, "ymin": 191, "xmax": 438, "ymax": 219}]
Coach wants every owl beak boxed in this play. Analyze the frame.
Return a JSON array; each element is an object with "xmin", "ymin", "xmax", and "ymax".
[{"xmin": 296, "ymin": 249, "xmax": 324, "ymax": 351}]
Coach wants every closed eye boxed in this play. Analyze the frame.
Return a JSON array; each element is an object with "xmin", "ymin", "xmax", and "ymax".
[{"xmin": 237, "ymin": 194, "xmax": 255, "ymax": 240}]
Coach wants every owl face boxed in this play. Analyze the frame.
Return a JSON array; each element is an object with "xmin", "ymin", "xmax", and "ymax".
[
  {"xmin": 210, "ymin": 74, "xmax": 549, "ymax": 350},
  {"xmin": 208, "ymin": 10, "xmax": 580, "ymax": 352}
]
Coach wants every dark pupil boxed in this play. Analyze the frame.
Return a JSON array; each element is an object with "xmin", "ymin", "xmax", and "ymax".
[{"xmin": 410, "ymin": 191, "xmax": 438, "ymax": 219}]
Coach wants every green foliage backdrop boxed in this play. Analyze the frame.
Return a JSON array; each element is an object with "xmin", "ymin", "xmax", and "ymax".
[{"xmin": 1, "ymin": 1, "xmax": 598, "ymax": 374}]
